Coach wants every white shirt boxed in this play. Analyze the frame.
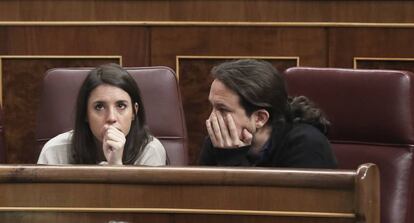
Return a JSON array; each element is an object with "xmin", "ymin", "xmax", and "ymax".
[{"xmin": 37, "ymin": 131, "xmax": 166, "ymax": 166}]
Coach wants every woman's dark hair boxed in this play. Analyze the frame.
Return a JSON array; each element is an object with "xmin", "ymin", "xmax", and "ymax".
[
  {"xmin": 211, "ymin": 59, "xmax": 330, "ymax": 133},
  {"xmin": 72, "ymin": 63, "xmax": 151, "ymax": 164}
]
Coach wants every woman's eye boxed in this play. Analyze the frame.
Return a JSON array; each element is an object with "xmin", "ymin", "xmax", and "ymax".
[
  {"xmin": 117, "ymin": 103, "xmax": 127, "ymax": 110},
  {"xmin": 94, "ymin": 103, "xmax": 104, "ymax": 111}
]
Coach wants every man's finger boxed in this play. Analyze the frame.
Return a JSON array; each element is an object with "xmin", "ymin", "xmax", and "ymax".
[
  {"xmin": 210, "ymin": 113, "xmax": 223, "ymax": 146},
  {"xmin": 216, "ymin": 111, "xmax": 231, "ymax": 146},
  {"xmin": 226, "ymin": 113, "xmax": 240, "ymax": 144},
  {"xmin": 206, "ymin": 119, "xmax": 218, "ymax": 146}
]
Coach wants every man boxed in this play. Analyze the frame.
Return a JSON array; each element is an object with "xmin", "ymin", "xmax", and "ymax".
[{"xmin": 199, "ymin": 59, "xmax": 337, "ymax": 168}]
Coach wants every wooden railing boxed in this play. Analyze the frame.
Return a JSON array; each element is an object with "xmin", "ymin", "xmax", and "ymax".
[{"xmin": 0, "ymin": 163, "xmax": 379, "ymax": 223}]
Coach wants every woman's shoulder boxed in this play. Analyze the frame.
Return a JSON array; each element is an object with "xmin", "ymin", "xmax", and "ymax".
[
  {"xmin": 134, "ymin": 135, "xmax": 167, "ymax": 166},
  {"xmin": 146, "ymin": 136, "xmax": 164, "ymax": 149},
  {"xmin": 44, "ymin": 131, "xmax": 73, "ymax": 146},
  {"xmin": 37, "ymin": 130, "xmax": 73, "ymax": 164}
]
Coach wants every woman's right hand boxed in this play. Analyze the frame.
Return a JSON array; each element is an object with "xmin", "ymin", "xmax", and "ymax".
[
  {"xmin": 206, "ymin": 111, "xmax": 253, "ymax": 149},
  {"xmin": 102, "ymin": 125, "xmax": 126, "ymax": 165}
]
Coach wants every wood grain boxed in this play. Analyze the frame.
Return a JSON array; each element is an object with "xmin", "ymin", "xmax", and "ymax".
[
  {"xmin": 329, "ymin": 28, "xmax": 414, "ymax": 68},
  {"xmin": 0, "ymin": 164, "xmax": 379, "ymax": 223},
  {"xmin": 1, "ymin": 0, "xmax": 414, "ymax": 23}
]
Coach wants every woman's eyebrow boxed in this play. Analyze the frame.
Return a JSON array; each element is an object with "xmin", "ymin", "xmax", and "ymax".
[{"xmin": 116, "ymin": 100, "xmax": 129, "ymax": 103}]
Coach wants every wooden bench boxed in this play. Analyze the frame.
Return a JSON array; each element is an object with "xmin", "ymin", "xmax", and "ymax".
[{"xmin": 0, "ymin": 163, "xmax": 379, "ymax": 223}]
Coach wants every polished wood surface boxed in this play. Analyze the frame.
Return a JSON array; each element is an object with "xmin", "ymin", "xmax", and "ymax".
[
  {"xmin": 0, "ymin": 26, "xmax": 149, "ymax": 66},
  {"xmin": 1, "ymin": 0, "xmax": 414, "ymax": 23},
  {"xmin": 329, "ymin": 28, "xmax": 414, "ymax": 68},
  {"xmin": 0, "ymin": 163, "xmax": 379, "ymax": 223}
]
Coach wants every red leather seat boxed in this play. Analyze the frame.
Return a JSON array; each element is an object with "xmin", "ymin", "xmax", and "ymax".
[
  {"xmin": 36, "ymin": 67, "xmax": 188, "ymax": 165},
  {"xmin": 284, "ymin": 67, "xmax": 414, "ymax": 223}
]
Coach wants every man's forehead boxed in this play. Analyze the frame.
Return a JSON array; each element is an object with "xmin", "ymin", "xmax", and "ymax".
[
  {"xmin": 210, "ymin": 80, "xmax": 235, "ymax": 97},
  {"xmin": 209, "ymin": 83, "xmax": 239, "ymax": 107}
]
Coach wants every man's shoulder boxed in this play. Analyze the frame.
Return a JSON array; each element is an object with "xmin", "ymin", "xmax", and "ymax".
[
  {"xmin": 288, "ymin": 123, "xmax": 327, "ymax": 139},
  {"xmin": 274, "ymin": 122, "xmax": 331, "ymax": 154},
  {"xmin": 269, "ymin": 123, "xmax": 336, "ymax": 168}
]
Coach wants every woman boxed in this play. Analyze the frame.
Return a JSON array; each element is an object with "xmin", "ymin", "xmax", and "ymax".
[
  {"xmin": 199, "ymin": 59, "xmax": 337, "ymax": 168},
  {"xmin": 38, "ymin": 63, "xmax": 166, "ymax": 166}
]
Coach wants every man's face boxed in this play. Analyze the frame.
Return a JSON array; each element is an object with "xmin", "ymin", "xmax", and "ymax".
[{"xmin": 208, "ymin": 79, "xmax": 255, "ymax": 138}]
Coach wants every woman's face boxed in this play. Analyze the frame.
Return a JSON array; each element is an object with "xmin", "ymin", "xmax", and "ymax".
[{"xmin": 86, "ymin": 84, "xmax": 137, "ymax": 142}]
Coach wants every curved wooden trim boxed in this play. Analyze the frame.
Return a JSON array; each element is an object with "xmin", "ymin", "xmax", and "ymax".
[
  {"xmin": 355, "ymin": 163, "xmax": 380, "ymax": 223},
  {"xmin": 0, "ymin": 165, "xmax": 355, "ymax": 188},
  {"xmin": 0, "ymin": 21, "xmax": 414, "ymax": 28},
  {"xmin": 0, "ymin": 207, "xmax": 355, "ymax": 218}
]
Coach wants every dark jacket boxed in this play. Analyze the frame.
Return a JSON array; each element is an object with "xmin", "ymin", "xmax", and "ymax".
[{"xmin": 199, "ymin": 123, "xmax": 337, "ymax": 168}]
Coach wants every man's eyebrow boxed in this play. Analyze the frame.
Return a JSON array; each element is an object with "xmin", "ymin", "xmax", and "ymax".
[{"xmin": 215, "ymin": 102, "xmax": 230, "ymax": 109}]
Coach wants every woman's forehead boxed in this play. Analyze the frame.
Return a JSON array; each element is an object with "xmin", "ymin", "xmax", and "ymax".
[{"xmin": 88, "ymin": 84, "xmax": 132, "ymax": 103}]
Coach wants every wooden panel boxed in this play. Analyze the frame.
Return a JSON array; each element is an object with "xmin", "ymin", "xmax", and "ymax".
[
  {"xmin": 0, "ymin": 164, "xmax": 380, "ymax": 223},
  {"xmin": 355, "ymin": 58, "xmax": 414, "ymax": 73},
  {"xmin": 0, "ymin": 212, "xmax": 170, "ymax": 223},
  {"xmin": 0, "ymin": 212, "xmax": 354, "ymax": 223},
  {"xmin": 1, "ymin": 0, "xmax": 414, "ymax": 23},
  {"xmin": 0, "ymin": 184, "xmax": 352, "ymax": 212},
  {"xmin": 177, "ymin": 57, "xmax": 298, "ymax": 165},
  {"xmin": 1, "ymin": 57, "xmax": 120, "ymax": 164},
  {"xmin": 151, "ymin": 27, "xmax": 326, "ymax": 69},
  {"xmin": 329, "ymin": 28, "xmax": 414, "ymax": 68},
  {"xmin": 0, "ymin": 26, "xmax": 149, "ymax": 66}
]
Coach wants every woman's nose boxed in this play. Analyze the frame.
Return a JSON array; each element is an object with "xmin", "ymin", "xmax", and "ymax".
[{"xmin": 106, "ymin": 108, "xmax": 117, "ymax": 123}]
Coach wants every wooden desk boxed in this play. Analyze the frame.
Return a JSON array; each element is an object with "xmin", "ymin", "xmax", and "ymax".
[{"xmin": 0, "ymin": 164, "xmax": 379, "ymax": 223}]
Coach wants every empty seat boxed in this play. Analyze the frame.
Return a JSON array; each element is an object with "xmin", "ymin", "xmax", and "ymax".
[{"xmin": 284, "ymin": 67, "xmax": 414, "ymax": 223}]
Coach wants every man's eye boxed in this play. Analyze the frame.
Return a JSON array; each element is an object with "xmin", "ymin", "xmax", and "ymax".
[
  {"xmin": 94, "ymin": 104, "xmax": 104, "ymax": 111},
  {"xmin": 219, "ymin": 108, "xmax": 229, "ymax": 114}
]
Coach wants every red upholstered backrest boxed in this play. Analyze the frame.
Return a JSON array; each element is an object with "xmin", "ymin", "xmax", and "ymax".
[
  {"xmin": 36, "ymin": 67, "xmax": 188, "ymax": 165},
  {"xmin": 284, "ymin": 67, "xmax": 414, "ymax": 223}
]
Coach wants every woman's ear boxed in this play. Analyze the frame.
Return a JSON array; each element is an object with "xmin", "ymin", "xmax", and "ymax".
[
  {"xmin": 133, "ymin": 102, "xmax": 139, "ymax": 120},
  {"xmin": 253, "ymin": 109, "xmax": 270, "ymax": 129},
  {"xmin": 134, "ymin": 102, "xmax": 139, "ymax": 114}
]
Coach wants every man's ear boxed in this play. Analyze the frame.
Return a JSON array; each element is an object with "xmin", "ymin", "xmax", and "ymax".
[{"xmin": 253, "ymin": 109, "xmax": 270, "ymax": 129}]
